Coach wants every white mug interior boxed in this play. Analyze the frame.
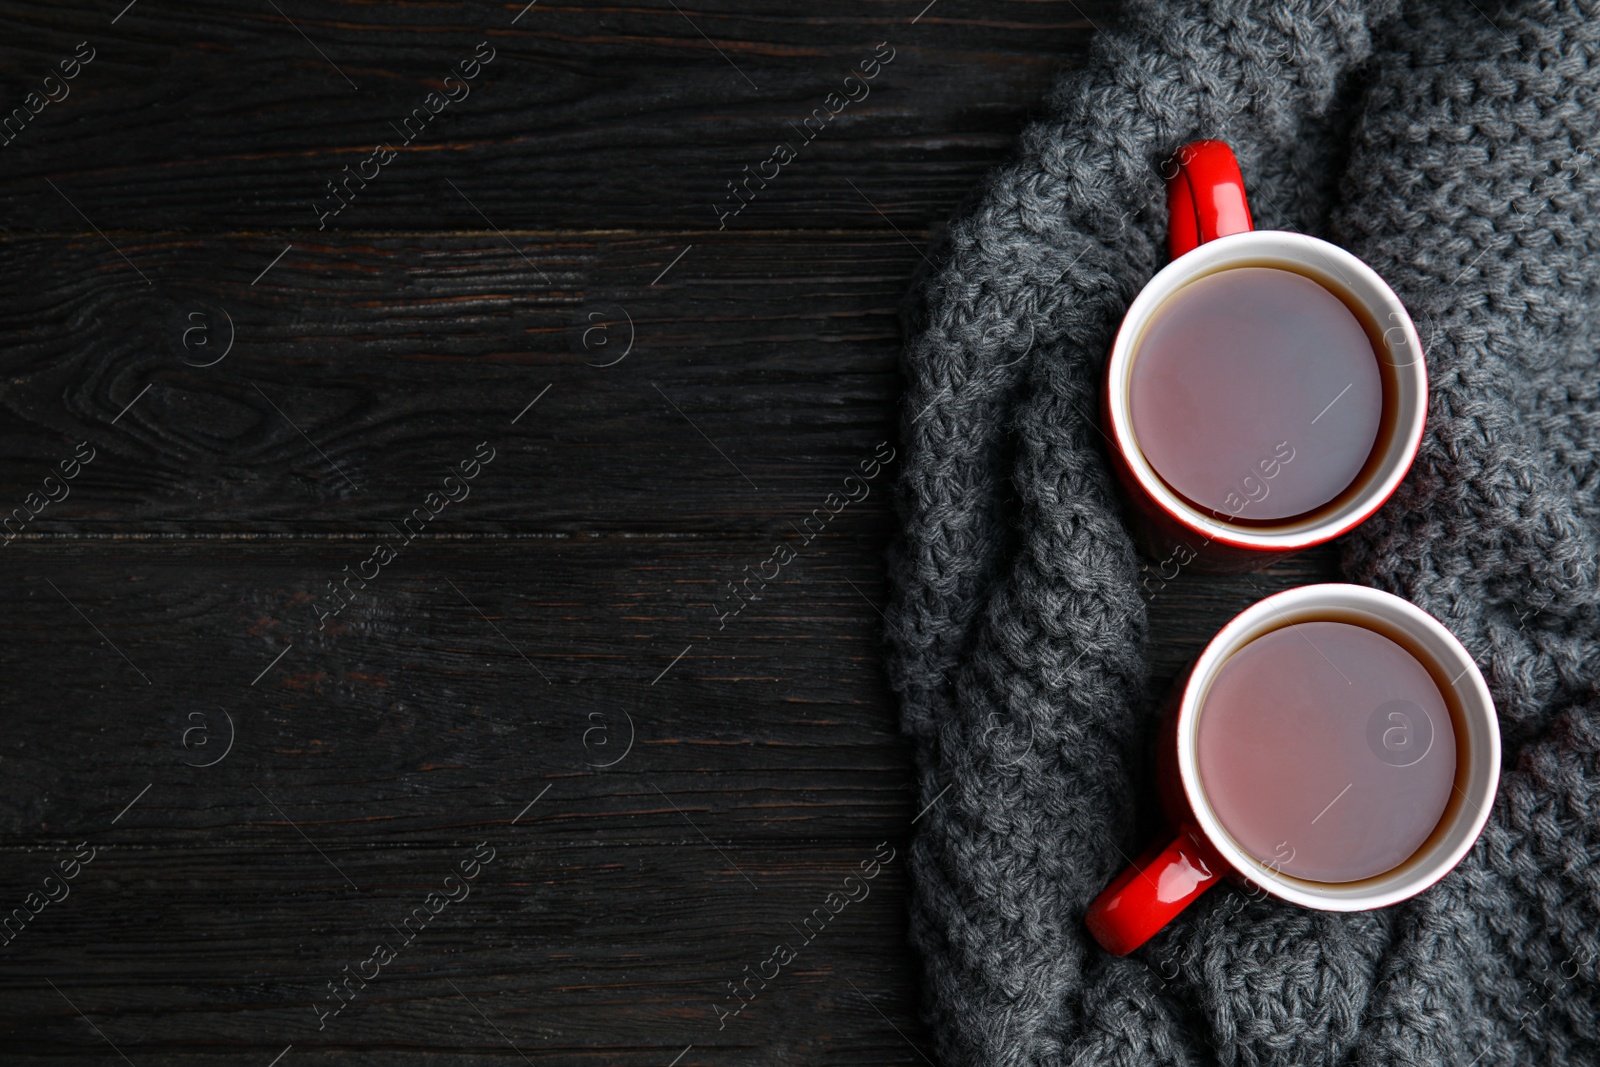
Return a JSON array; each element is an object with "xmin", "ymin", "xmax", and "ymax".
[
  {"xmin": 1176, "ymin": 583, "xmax": 1500, "ymax": 910},
  {"xmin": 1106, "ymin": 230, "xmax": 1428, "ymax": 550}
]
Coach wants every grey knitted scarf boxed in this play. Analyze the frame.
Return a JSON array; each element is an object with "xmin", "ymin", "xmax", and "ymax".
[{"xmin": 884, "ymin": 1, "xmax": 1600, "ymax": 1064}]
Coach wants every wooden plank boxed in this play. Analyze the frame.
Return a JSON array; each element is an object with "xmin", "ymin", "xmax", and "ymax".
[
  {"xmin": 0, "ymin": 231, "xmax": 909, "ymax": 533},
  {"xmin": 0, "ymin": 0, "xmax": 1110, "ymax": 231},
  {"xmin": 6, "ymin": 842, "xmax": 927, "ymax": 1065},
  {"xmin": 0, "ymin": 537, "xmax": 1336, "ymax": 1064}
]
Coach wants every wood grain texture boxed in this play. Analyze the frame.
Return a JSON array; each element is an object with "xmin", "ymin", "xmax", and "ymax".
[
  {"xmin": 0, "ymin": 231, "xmax": 910, "ymax": 533},
  {"xmin": 0, "ymin": 0, "xmax": 1358, "ymax": 1063},
  {"xmin": 0, "ymin": 0, "xmax": 1108, "ymax": 231}
]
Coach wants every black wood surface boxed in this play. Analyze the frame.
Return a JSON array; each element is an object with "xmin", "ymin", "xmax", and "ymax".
[{"xmin": 0, "ymin": 2, "xmax": 1342, "ymax": 1064}]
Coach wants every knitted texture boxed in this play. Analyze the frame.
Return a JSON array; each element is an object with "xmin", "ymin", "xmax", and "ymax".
[{"xmin": 883, "ymin": 2, "xmax": 1600, "ymax": 1065}]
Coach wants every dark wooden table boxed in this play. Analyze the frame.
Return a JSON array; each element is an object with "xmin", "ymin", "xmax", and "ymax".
[{"xmin": 0, "ymin": 2, "xmax": 1337, "ymax": 1063}]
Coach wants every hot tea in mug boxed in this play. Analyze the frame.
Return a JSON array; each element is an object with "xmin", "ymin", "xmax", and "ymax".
[
  {"xmin": 1084, "ymin": 585, "xmax": 1498, "ymax": 956},
  {"xmin": 1100, "ymin": 141, "xmax": 1428, "ymax": 568}
]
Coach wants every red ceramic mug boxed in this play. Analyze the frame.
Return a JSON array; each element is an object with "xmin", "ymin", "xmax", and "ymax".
[
  {"xmin": 1100, "ymin": 141, "xmax": 1429, "ymax": 571},
  {"xmin": 1084, "ymin": 584, "xmax": 1499, "ymax": 956}
]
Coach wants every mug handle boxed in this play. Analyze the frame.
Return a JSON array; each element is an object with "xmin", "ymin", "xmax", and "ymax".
[
  {"xmin": 1167, "ymin": 139, "xmax": 1254, "ymax": 259},
  {"xmin": 1084, "ymin": 823, "xmax": 1222, "ymax": 956}
]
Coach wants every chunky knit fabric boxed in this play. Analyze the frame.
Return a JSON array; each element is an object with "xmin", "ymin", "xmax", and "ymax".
[{"xmin": 884, "ymin": 1, "xmax": 1600, "ymax": 1064}]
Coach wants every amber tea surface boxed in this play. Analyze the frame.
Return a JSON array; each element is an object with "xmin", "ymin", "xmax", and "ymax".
[
  {"xmin": 1195, "ymin": 620, "xmax": 1456, "ymax": 883},
  {"xmin": 1129, "ymin": 266, "xmax": 1384, "ymax": 521}
]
